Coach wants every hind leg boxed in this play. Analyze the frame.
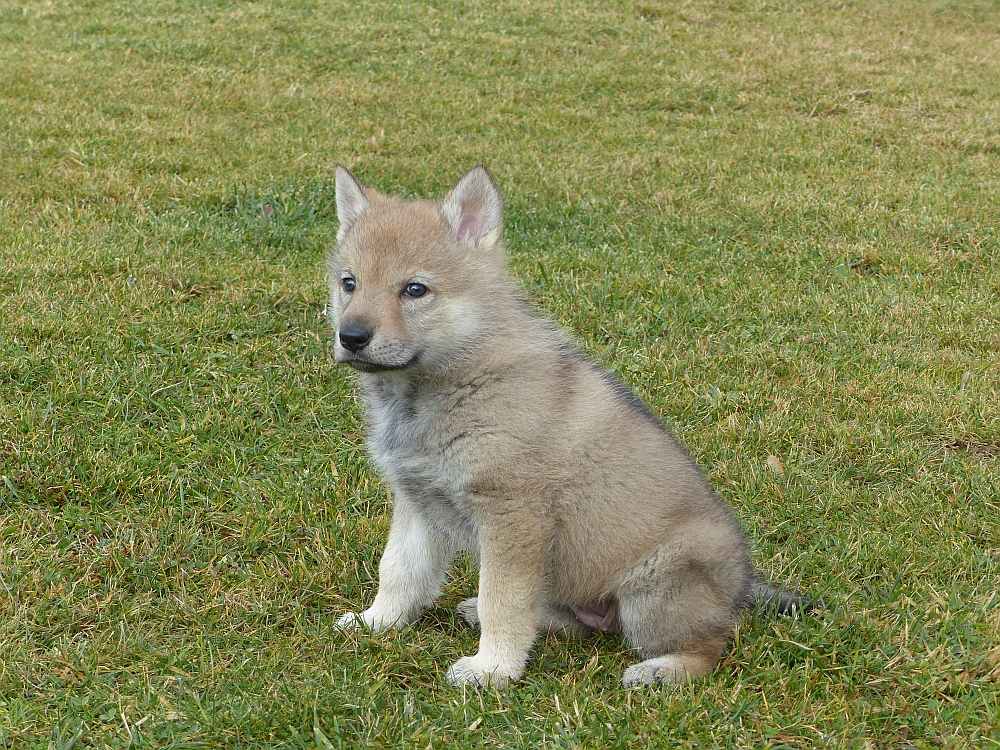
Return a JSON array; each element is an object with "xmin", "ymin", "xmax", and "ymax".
[
  {"xmin": 619, "ymin": 594, "xmax": 734, "ymax": 686},
  {"xmin": 617, "ymin": 539, "xmax": 748, "ymax": 686},
  {"xmin": 619, "ymin": 579, "xmax": 733, "ymax": 686}
]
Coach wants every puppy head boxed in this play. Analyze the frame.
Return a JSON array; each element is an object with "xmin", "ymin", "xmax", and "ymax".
[{"xmin": 329, "ymin": 166, "xmax": 506, "ymax": 375}]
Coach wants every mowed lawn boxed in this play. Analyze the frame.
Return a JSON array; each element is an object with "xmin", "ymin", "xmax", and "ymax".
[{"xmin": 1, "ymin": 0, "xmax": 998, "ymax": 746}]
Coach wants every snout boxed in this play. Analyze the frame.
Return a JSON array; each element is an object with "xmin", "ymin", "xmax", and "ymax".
[{"xmin": 339, "ymin": 324, "xmax": 373, "ymax": 352}]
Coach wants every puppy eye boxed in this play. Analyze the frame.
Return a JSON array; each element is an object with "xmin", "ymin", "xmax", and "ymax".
[
  {"xmin": 404, "ymin": 282, "xmax": 428, "ymax": 298},
  {"xmin": 342, "ymin": 277, "xmax": 356, "ymax": 293}
]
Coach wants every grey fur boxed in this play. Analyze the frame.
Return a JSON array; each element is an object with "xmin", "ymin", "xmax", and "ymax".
[{"xmin": 329, "ymin": 165, "xmax": 809, "ymax": 688}]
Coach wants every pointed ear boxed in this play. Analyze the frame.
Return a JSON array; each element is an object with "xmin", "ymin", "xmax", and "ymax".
[
  {"xmin": 440, "ymin": 166, "xmax": 503, "ymax": 250},
  {"xmin": 335, "ymin": 165, "xmax": 369, "ymax": 240}
]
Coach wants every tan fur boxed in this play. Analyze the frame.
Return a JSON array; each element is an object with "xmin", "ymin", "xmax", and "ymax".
[{"xmin": 330, "ymin": 166, "xmax": 753, "ymax": 688}]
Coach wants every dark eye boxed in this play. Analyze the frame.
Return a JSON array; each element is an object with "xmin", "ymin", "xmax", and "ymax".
[
  {"xmin": 342, "ymin": 277, "xmax": 356, "ymax": 293},
  {"xmin": 404, "ymin": 282, "xmax": 428, "ymax": 298}
]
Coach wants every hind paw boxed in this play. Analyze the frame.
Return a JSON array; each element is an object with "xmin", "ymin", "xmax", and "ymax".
[
  {"xmin": 623, "ymin": 655, "xmax": 708, "ymax": 687},
  {"xmin": 456, "ymin": 598, "xmax": 480, "ymax": 629}
]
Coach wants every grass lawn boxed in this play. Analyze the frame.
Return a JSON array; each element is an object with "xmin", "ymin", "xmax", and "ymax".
[{"xmin": 2, "ymin": 0, "xmax": 999, "ymax": 745}]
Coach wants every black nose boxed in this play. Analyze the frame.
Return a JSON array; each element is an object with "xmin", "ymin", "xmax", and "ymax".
[{"xmin": 339, "ymin": 324, "xmax": 373, "ymax": 352}]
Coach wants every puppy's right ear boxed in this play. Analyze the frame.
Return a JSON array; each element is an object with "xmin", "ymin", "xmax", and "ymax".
[{"xmin": 335, "ymin": 165, "xmax": 369, "ymax": 241}]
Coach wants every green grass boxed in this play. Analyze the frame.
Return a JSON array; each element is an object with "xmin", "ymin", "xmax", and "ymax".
[{"xmin": 2, "ymin": 0, "xmax": 999, "ymax": 746}]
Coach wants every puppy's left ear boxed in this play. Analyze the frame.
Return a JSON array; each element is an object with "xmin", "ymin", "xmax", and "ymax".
[{"xmin": 441, "ymin": 166, "xmax": 503, "ymax": 251}]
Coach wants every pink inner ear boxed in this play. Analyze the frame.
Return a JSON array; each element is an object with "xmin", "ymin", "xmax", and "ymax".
[{"xmin": 457, "ymin": 205, "xmax": 484, "ymax": 247}]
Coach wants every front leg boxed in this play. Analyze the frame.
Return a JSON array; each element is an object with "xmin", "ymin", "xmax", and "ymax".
[
  {"xmin": 337, "ymin": 498, "xmax": 453, "ymax": 632},
  {"xmin": 446, "ymin": 506, "xmax": 548, "ymax": 688}
]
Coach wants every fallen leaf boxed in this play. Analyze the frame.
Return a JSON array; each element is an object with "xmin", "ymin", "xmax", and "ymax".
[{"xmin": 766, "ymin": 455, "xmax": 785, "ymax": 475}]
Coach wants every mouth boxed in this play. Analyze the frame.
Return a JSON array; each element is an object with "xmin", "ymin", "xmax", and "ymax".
[{"xmin": 343, "ymin": 353, "xmax": 420, "ymax": 373}]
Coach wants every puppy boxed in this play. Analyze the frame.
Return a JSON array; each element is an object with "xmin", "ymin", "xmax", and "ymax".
[{"xmin": 330, "ymin": 166, "xmax": 810, "ymax": 687}]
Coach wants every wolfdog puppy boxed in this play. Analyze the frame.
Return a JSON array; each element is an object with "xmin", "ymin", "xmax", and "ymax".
[{"xmin": 330, "ymin": 166, "xmax": 809, "ymax": 688}]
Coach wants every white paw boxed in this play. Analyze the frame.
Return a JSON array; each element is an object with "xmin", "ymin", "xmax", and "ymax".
[
  {"xmin": 335, "ymin": 609, "xmax": 396, "ymax": 633},
  {"xmin": 335, "ymin": 611, "xmax": 365, "ymax": 630},
  {"xmin": 622, "ymin": 656, "xmax": 690, "ymax": 687},
  {"xmin": 446, "ymin": 655, "xmax": 518, "ymax": 689}
]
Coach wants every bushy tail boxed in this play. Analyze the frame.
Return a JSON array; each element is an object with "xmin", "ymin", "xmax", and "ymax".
[{"xmin": 745, "ymin": 578, "xmax": 820, "ymax": 616}]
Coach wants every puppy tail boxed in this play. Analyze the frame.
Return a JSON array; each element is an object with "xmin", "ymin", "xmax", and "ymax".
[{"xmin": 745, "ymin": 577, "xmax": 820, "ymax": 616}]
